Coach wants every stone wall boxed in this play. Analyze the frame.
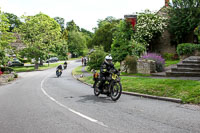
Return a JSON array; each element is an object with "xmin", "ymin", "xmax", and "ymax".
[
  {"xmin": 137, "ymin": 60, "xmax": 156, "ymax": 74},
  {"xmin": 0, "ymin": 74, "xmax": 15, "ymax": 85}
]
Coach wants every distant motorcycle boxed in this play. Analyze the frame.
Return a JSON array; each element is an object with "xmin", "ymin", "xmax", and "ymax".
[
  {"xmin": 93, "ymin": 69, "xmax": 122, "ymax": 101},
  {"xmin": 56, "ymin": 69, "xmax": 62, "ymax": 77},
  {"xmin": 63, "ymin": 65, "xmax": 67, "ymax": 69}
]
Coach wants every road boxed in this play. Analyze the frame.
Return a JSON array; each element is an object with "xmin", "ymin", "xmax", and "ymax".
[{"xmin": 0, "ymin": 60, "xmax": 200, "ymax": 133}]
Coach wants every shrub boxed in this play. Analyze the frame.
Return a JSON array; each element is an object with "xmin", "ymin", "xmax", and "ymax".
[
  {"xmin": 124, "ymin": 55, "xmax": 137, "ymax": 73},
  {"xmin": 131, "ymin": 40, "xmax": 146, "ymax": 57},
  {"xmin": 141, "ymin": 53, "xmax": 165, "ymax": 72},
  {"xmin": 87, "ymin": 47, "xmax": 106, "ymax": 70},
  {"xmin": 163, "ymin": 53, "xmax": 174, "ymax": 60},
  {"xmin": 13, "ymin": 72, "xmax": 18, "ymax": 78},
  {"xmin": 177, "ymin": 43, "xmax": 200, "ymax": 56},
  {"xmin": 1, "ymin": 67, "xmax": 14, "ymax": 73}
]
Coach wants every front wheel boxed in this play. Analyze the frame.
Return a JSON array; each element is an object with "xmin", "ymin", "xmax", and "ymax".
[
  {"xmin": 94, "ymin": 80, "xmax": 101, "ymax": 96},
  {"xmin": 110, "ymin": 82, "xmax": 122, "ymax": 101}
]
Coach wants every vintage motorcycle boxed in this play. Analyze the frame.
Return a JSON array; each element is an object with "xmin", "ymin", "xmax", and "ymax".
[
  {"xmin": 93, "ymin": 69, "xmax": 122, "ymax": 101},
  {"xmin": 56, "ymin": 69, "xmax": 62, "ymax": 77}
]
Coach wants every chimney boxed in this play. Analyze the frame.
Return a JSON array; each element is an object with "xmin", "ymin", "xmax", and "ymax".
[{"xmin": 165, "ymin": 0, "xmax": 169, "ymax": 7}]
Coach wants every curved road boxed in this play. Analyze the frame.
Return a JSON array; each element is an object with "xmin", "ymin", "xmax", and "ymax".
[{"xmin": 0, "ymin": 60, "xmax": 200, "ymax": 133}]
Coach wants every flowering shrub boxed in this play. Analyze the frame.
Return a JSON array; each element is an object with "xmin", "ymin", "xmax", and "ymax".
[
  {"xmin": 141, "ymin": 53, "xmax": 165, "ymax": 72},
  {"xmin": 134, "ymin": 10, "xmax": 167, "ymax": 45}
]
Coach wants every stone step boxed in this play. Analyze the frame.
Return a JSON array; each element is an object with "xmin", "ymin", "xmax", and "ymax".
[
  {"xmin": 187, "ymin": 56, "xmax": 200, "ymax": 60},
  {"xmin": 177, "ymin": 63, "xmax": 200, "ymax": 68},
  {"xmin": 171, "ymin": 67, "xmax": 200, "ymax": 72},
  {"xmin": 166, "ymin": 71, "xmax": 200, "ymax": 77},
  {"xmin": 182, "ymin": 60, "xmax": 200, "ymax": 64}
]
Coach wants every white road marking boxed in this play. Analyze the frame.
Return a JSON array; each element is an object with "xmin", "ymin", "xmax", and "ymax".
[{"xmin": 41, "ymin": 75, "xmax": 108, "ymax": 128}]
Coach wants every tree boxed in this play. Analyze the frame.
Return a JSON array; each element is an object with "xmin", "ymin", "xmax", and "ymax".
[
  {"xmin": 15, "ymin": 13, "xmax": 61, "ymax": 69},
  {"xmin": 89, "ymin": 17, "xmax": 119, "ymax": 52},
  {"xmin": 111, "ymin": 20, "xmax": 134, "ymax": 63},
  {"xmin": 4, "ymin": 12, "xmax": 22, "ymax": 32},
  {"xmin": 169, "ymin": 0, "xmax": 200, "ymax": 44},
  {"xmin": 66, "ymin": 20, "xmax": 80, "ymax": 32},
  {"xmin": 87, "ymin": 46, "xmax": 106, "ymax": 70},
  {"xmin": 0, "ymin": 9, "xmax": 15, "ymax": 66},
  {"xmin": 67, "ymin": 31, "xmax": 86, "ymax": 57},
  {"xmin": 54, "ymin": 17, "xmax": 65, "ymax": 32}
]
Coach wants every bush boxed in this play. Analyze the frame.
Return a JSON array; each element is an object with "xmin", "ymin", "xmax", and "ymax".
[
  {"xmin": 1, "ymin": 67, "xmax": 14, "ymax": 73},
  {"xmin": 87, "ymin": 47, "xmax": 106, "ymax": 70},
  {"xmin": 131, "ymin": 40, "xmax": 146, "ymax": 57},
  {"xmin": 124, "ymin": 55, "xmax": 137, "ymax": 73},
  {"xmin": 141, "ymin": 53, "xmax": 165, "ymax": 72},
  {"xmin": 177, "ymin": 43, "xmax": 200, "ymax": 56},
  {"xmin": 163, "ymin": 53, "xmax": 174, "ymax": 60}
]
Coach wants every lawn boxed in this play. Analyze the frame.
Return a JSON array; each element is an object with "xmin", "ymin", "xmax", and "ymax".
[
  {"xmin": 12, "ymin": 62, "xmax": 62, "ymax": 72},
  {"xmin": 76, "ymin": 65, "xmax": 200, "ymax": 104}
]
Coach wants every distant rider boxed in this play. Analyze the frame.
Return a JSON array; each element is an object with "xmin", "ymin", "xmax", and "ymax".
[{"xmin": 64, "ymin": 61, "xmax": 67, "ymax": 69}]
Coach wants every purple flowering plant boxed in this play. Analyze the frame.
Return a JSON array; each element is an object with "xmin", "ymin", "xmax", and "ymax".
[{"xmin": 141, "ymin": 53, "xmax": 165, "ymax": 72}]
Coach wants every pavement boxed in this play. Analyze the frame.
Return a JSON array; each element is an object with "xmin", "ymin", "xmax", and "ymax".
[{"xmin": 72, "ymin": 65, "xmax": 187, "ymax": 103}]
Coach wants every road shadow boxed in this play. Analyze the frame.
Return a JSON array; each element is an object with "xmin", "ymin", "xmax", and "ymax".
[{"xmin": 77, "ymin": 95, "xmax": 116, "ymax": 103}]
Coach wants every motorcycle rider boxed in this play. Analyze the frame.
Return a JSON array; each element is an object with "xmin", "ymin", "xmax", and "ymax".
[
  {"xmin": 56, "ymin": 64, "xmax": 63, "ymax": 76},
  {"xmin": 98, "ymin": 54, "xmax": 116, "ymax": 92},
  {"xmin": 63, "ymin": 61, "xmax": 67, "ymax": 69}
]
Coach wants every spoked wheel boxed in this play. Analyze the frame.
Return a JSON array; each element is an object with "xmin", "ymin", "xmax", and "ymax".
[
  {"xmin": 94, "ymin": 80, "xmax": 101, "ymax": 96},
  {"xmin": 110, "ymin": 82, "xmax": 122, "ymax": 101}
]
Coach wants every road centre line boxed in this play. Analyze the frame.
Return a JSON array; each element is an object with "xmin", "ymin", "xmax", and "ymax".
[{"xmin": 40, "ymin": 74, "xmax": 108, "ymax": 128}]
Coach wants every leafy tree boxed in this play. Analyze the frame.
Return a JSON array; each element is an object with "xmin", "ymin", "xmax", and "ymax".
[
  {"xmin": 0, "ymin": 10, "xmax": 15, "ymax": 66},
  {"xmin": 15, "ymin": 13, "xmax": 61, "ymax": 69},
  {"xmin": 54, "ymin": 17, "xmax": 65, "ymax": 32},
  {"xmin": 134, "ymin": 10, "xmax": 167, "ymax": 46},
  {"xmin": 89, "ymin": 17, "xmax": 119, "ymax": 52},
  {"xmin": 169, "ymin": 0, "xmax": 200, "ymax": 44},
  {"xmin": 111, "ymin": 20, "xmax": 133, "ymax": 63},
  {"xmin": 87, "ymin": 46, "xmax": 106, "ymax": 70},
  {"xmin": 4, "ymin": 12, "xmax": 22, "ymax": 32},
  {"xmin": 66, "ymin": 20, "xmax": 80, "ymax": 32},
  {"xmin": 67, "ymin": 31, "xmax": 86, "ymax": 57}
]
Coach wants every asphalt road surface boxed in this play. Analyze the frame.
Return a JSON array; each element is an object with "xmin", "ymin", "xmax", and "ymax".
[{"xmin": 0, "ymin": 60, "xmax": 200, "ymax": 133}]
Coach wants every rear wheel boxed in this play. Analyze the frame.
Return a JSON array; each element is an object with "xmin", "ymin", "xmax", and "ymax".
[
  {"xmin": 94, "ymin": 80, "xmax": 101, "ymax": 96},
  {"xmin": 110, "ymin": 82, "xmax": 122, "ymax": 101}
]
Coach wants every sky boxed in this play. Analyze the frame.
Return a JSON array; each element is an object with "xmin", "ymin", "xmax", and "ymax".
[{"xmin": 0, "ymin": 0, "xmax": 166, "ymax": 32}]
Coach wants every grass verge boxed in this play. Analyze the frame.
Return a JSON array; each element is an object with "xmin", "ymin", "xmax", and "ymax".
[
  {"xmin": 12, "ymin": 62, "xmax": 62, "ymax": 72},
  {"xmin": 75, "ymin": 66, "xmax": 200, "ymax": 104}
]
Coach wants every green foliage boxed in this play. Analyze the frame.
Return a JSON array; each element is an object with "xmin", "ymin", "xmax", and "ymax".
[
  {"xmin": 177, "ymin": 43, "xmax": 200, "ymax": 56},
  {"xmin": 67, "ymin": 31, "xmax": 86, "ymax": 56},
  {"xmin": 89, "ymin": 17, "xmax": 119, "ymax": 52},
  {"xmin": 15, "ymin": 13, "xmax": 61, "ymax": 69},
  {"xmin": 163, "ymin": 53, "xmax": 175, "ymax": 60},
  {"xmin": 111, "ymin": 20, "xmax": 134, "ymax": 63},
  {"xmin": 1, "ymin": 67, "xmax": 14, "ymax": 73},
  {"xmin": 131, "ymin": 40, "xmax": 146, "ymax": 57},
  {"xmin": 87, "ymin": 47, "xmax": 106, "ymax": 70},
  {"xmin": 194, "ymin": 25, "xmax": 200, "ymax": 43},
  {"xmin": 54, "ymin": 17, "xmax": 65, "ymax": 32},
  {"xmin": 124, "ymin": 55, "xmax": 137, "ymax": 73},
  {"xmin": 134, "ymin": 10, "xmax": 167, "ymax": 45},
  {"xmin": 66, "ymin": 20, "xmax": 80, "ymax": 32},
  {"xmin": 169, "ymin": 0, "xmax": 200, "ymax": 44},
  {"xmin": 4, "ymin": 12, "xmax": 22, "ymax": 32},
  {"xmin": 0, "ymin": 9, "xmax": 15, "ymax": 66}
]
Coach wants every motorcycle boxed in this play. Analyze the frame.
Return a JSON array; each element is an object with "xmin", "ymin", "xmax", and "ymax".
[
  {"xmin": 93, "ymin": 69, "xmax": 122, "ymax": 101},
  {"xmin": 56, "ymin": 69, "xmax": 62, "ymax": 77},
  {"xmin": 63, "ymin": 64, "xmax": 67, "ymax": 69}
]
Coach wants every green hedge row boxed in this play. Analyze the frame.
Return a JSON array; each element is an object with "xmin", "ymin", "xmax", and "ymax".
[{"xmin": 177, "ymin": 43, "xmax": 200, "ymax": 56}]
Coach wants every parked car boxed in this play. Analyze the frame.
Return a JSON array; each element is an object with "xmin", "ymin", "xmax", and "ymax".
[
  {"xmin": 46, "ymin": 57, "xmax": 59, "ymax": 63},
  {"xmin": 8, "ymin": 60, "xmax": 24, "ymax": 67}
]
